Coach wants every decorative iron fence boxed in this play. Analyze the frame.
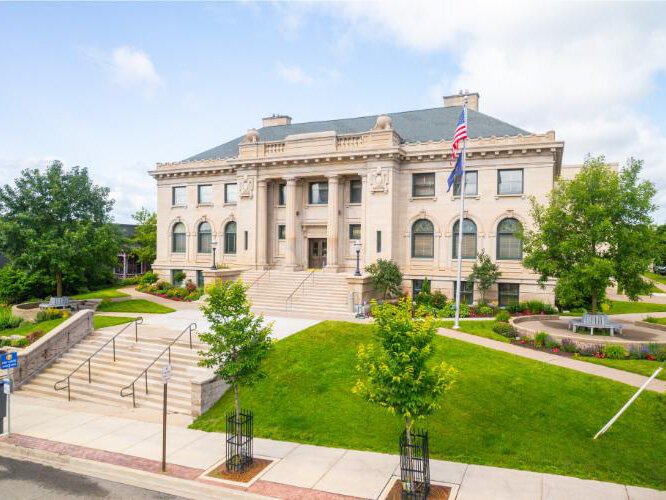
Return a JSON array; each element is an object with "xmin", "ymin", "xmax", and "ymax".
[
  {"xmin": 225, "ymin": 409, "xmax": 254, "ymax": 473},
  {"xmin": 399, "ymin": 429, "xmax": 430, "ymax": 499}
]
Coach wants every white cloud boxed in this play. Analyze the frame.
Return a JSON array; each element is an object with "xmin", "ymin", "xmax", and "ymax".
[{"xmin": 277, "ymin": 63, "xmax": 315, "ymax": 85}]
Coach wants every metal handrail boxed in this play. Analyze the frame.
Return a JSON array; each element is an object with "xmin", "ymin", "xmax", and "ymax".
[
  {"xmin": 120, "ymin": 322, "xmax": 197, "ymax": 408},
  {"xmin": 286, "ymin": 270, "xmax": 315, "ymax": 310},
  {"xmin": 54, "ymin": 317, "xmax": 143, "ymax": 401},
  {"xmin": 247, "ymin": 268, "xmax": 270, "ymax": 290}
]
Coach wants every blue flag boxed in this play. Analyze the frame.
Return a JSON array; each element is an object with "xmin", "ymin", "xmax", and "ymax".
[{"xmin": 447, "ymin": 153, "xmax": 463, "ymax": 192}]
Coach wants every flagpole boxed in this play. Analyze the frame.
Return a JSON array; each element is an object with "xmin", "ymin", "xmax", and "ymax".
[{"xmin": 453, "ymin": 96, "xmax": 468, "ymax": 329}]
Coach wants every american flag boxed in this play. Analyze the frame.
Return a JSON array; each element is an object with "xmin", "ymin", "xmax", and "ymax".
[{"xmin": 450, "ymin": 108, "xmax": 468, "ymax": 162}]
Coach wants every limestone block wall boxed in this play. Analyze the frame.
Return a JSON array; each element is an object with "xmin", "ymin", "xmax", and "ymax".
[{"xmin": 191, "ymin": 374, "xmax": 230, "ymax": 417}]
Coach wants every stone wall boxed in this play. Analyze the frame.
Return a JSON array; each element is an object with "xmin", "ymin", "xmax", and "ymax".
[
  {"xmin": 191, "ymin": 373, "xmax": 230, "ymax": 417},
  {"xmin": 7, "ymin": 310, "xmax": 94, "ymax": 388}
]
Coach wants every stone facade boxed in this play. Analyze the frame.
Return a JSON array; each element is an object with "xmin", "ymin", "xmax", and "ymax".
[{"xmin": 150, "ymin": 94, "xmax": 566, "ymax": 305}]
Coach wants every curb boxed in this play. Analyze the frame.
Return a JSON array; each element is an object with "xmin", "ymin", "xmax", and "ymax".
[{"xmin": 0, "ymin": 440, "xmax": 270, "ymax": 500}]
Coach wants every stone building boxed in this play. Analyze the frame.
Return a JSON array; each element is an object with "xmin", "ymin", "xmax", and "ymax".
[{"xmin": 150, "ymin": 93, "xmax": 566, "ymax": 310}]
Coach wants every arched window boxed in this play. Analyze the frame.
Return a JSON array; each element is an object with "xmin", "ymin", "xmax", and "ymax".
[
  {"xmin": 452, "ymin": 219, "xmax": 477, "ymax": 259},
  {"xmin": 497, "ymin": 218, "xmax": 522, "ymax": 259},
  {"xmin": 172, "ymin": 222, "xmax": 186, "ymax": 253},
  {"xmin": 411, "ymin": 219, "xmax": 434, "ymax": 258},
  {"xmin": 224, "ymin": 221, "xmax": 237, "ymax": 254},
  {"xmin": 197, "ymin": 221, "xmax": 212, "ymax": 253}
]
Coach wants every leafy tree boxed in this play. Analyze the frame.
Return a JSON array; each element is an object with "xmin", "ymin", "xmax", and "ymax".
[
  {"xmin": 0, "ymin": 161, "xmax": 120, "ymax": 297},
  {"xmin": 654, "ymin": 224, "xmax": 666, "ymax": 268},
  {"xmin": 523, "ymin": 156, "xmax": 656, "ymax": 313},
  {"xmin": 353, "ymin": 298, "xmax": 456, "ymax": 491},
  {"xmin": 467, "ymin": 250, "xmax": 501, "ymax": 303},
  {"xmin": 131, "ymin": 208, "xmax": 157, "ymax": 265},
  {"xmin": 198, "ymin": 280, "xmax": 273, "ymax": 426},
  {"xmin": 365, "ymin": 259, "xmax": 403, "ymax": 299}
]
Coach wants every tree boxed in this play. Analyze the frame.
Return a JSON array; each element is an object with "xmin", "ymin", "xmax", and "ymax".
[
  {"xmin": 131, "ymin": 208, "xmax": 157, "ymax": 265},
  {"xmin": 353, "ymin": 298, "xmax": 456, "ymax": 491},
  {"xmin": 467, "ymin": 250, "xmax": 501, "ymax": 303},
  {"xmin": 654, "ymin": 224, "xmax": 666, "ymax": 268},
  {"xmin": 198, "ymin": 280, "xmax": 273, "ymax": 427},
  {"xmin": 522, "ymin": 156, "xmax": 656, "ymax": 313},
  {"xmin": 365, "ymin": 259, "xmax": 403, "ymax": 299},
  {"xmin": 0, "ymin": 161, "xmax": 120, "ymax": 297}
]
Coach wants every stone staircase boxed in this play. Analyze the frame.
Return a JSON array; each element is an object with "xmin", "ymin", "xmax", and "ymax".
[
  {"xmin": 18, "ymin": 328, "xmax": 203, "ymax": 415},
  {"xmin": 241, "ymin": 269, "xmax": 352, "ymax": 317}
]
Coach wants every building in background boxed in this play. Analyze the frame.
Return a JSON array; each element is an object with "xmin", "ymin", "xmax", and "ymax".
[{"xmin": 115, "ymin": 224, "xmax": 151, "ymax": 279}]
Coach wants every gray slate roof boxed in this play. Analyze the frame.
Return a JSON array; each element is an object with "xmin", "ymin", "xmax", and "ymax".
[{"xmin": 184, "ymin": 106, "xmax": 530, "ymax": 162}]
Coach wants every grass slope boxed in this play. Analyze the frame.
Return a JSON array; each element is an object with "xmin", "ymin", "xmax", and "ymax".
[
  {"xmin": 73, "ymin": 287, "xmax": 130, "ymax": 300},
  {"xmin": 575, "ymin": 356, "xmax": 666, "ymax": 381},
  {"xmin": 93, "ymin": 315, "xmax": 136, "ymax": 329},
  {"xmin": 0, "ymin": 315, "xmax": 137, "ymax": 337},
  {"xmin": 645, "ymin": 272, "xmax": 666, "ymax": 286},
  {"xmin": 437, "ymin": 319, "xmax": 509, "ymax": 343},
  {"xmin": 606, "ymin": 301, "xmax": 666, "ymax": 314},
  {"xmin": 192, "ymin": 321, "xmax": 666, "ymax": 490},
  {"xmin": 97, "ymin": 299, "xmax": 175, "ymax": 314}
]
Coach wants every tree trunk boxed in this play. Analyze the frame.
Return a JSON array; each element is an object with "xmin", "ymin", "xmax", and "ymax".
[
  {"xmin": 404, "ymin": 417, "xmax": 414, "ymax": 492},
  {"xmin": 591, "ymin": 293, "xmax": 598, "ymax": 314},
  {"xmin": 56, "ymin": 270, "xmax": 63, "ymax": 297},
  {"xmin": 234, "ymin": 383, "xmax": 242, "ymax": 461}
]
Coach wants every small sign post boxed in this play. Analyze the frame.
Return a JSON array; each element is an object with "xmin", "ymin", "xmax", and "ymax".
[
  {"xmin": 160, "ymin": 364, "xmax": 172, "ymax": 472},
  {"xmin": 1, "ymin": 352, "xmax": 18, "ymax": 436}
]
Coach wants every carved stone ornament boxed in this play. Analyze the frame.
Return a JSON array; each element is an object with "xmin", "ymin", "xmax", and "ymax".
[
  {"xmin": 242, "ymin": 128, "xmax": 260, "ymax": 144},
  {"xmin": 373, "ymin": 114, "xmax": 392, "ymax": 131},
  {"xmin": 239, "ymin": 175, "xmax": 254, "ymax": 198},
  {"xmin": 369, "ymin": 166, "xmax": 389, "ymax": 193}
]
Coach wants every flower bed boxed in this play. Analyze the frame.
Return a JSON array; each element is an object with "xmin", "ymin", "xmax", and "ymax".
[{"xmin": 135, "ymin": 272, "xmax": 203, "ymax": 302}]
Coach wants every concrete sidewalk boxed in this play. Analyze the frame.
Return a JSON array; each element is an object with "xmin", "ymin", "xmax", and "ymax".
[
  {"xmin": 438, "ymin": 327, "xmax": 666, "ymax": 393},
  {"xmin": 2, "ymin": 395, "xmax": 663, "ymax": 500}
]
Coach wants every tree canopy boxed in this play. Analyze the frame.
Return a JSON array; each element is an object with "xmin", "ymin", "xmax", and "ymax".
[
  {"xmin": 131, "ymin": 208, "xmax": 157, "ymax": 265},
  {"xmin": 522, "ymin": 156, "xmax": 656, "ymax": 312},
  {"xmin": 467, "ymin": 250, "xmax": 501, "ymax": 303},
  {"xmin": 0, "ymin": 161, "xmax": 120, "ymax": 297}
]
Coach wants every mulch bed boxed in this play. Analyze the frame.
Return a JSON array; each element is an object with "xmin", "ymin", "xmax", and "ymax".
[
  {"xmin": 206, "ymin": 457, "xmax": 273, "ymax": 483},
  {"xmin": 386, "ymin": 480, "xmax": 450, "ymax": 499}
]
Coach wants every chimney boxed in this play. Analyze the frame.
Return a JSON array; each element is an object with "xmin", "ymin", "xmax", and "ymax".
[
  {"xmin": 443, "ymin": 91, "xmax": 479, "ymax": 111},
  {"xmin": 262, "ymin": 114, "xmax": 292, "ymax": 127}
]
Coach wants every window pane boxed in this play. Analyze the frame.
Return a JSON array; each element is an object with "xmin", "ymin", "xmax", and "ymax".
[
  {"xmin": 452, "ymin": 219, "xmax": 477, "ymax": 258},
  {"xmin": 196, "ymin": 270, "xmax": 204, "ymax": 288},
  {"xmin": 454, "ymin": 281, "xmax": 474, "ymax": 305},
  {"xmin": 376, "ymin": 230, "xmax": 382, "ymax": 252},
  {"xmin": 453, "ymin": 171, "xmax": 478, "ymax": 196},
  {"xmin": 309, "ymin": 182, "xmax": 328, "ymax": 204},
  {"xmin": 278, "ymin": 225, "xmax": 286, "ymax": 240},
  {"xmin": 198, "ymin": 222, "xmax": 212, "ymax": 253},
  {"xmin": 412, "ymin": 173, "xmax": 435, "ymax": 197},
  {"xmin": 413, "ymin": 279, "xmax": 424, "ymax": 295},
  {"xmin": 172, "ymin": 223, "xmax": 186, "ymax": 253},
  {"xmin": 498, "ymin": 169, "xmax": 523, "ymax": 195},
  {"xmin": 412, "ymin": 234, "xmax": 434, "ymax": 258},
  {"xmin": 198, "ymin": 185, "xmax": 212, "ymax": 204},
  {"xmin": 278, "ymin": 183, "xmax": 286, "ymax": 205},
  {"xmin": 350, "ymin": 179, "xmax": 362, "ymax": 203},
  {"xmin": 224, "ymin": 222, "xmax": 237, "ymax": 254},
  {"xmin": 172, "ymin": 186, "xmax": 186, "ymax": 205},
  {"xmin": 497, "ymin": 218, "xmax": 522, "ymax": 259},
  {"xmin": 349, "ymin": 224, "xmax": 361, "ymax": 240},
  {"xmin": 499, "ymin": 283, "xmax": 520, "ymax": 306},
  {"xmin": 225, "ymin": 183, "xmax": 238, "ymax": 203}
]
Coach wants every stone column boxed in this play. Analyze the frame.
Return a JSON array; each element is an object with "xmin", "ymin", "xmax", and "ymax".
[
  {"xmin": 325, "ymin": 174, "xmax": 339, "ymax": 271},
  {"xmin": 285, "ymin": 177, "xmax": 298, "ymax": 270},
  {"xmin": 256, "ymin": 179, "xmax": 268, "ymax": 269}
]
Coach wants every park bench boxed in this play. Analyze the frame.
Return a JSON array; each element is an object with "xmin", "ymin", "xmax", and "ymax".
[
  {"xmin": 39, "ymin": 296, "xmax": 76, "ymax": 311},
  {"xmin": 569, "ymin": 313, "xmax": 623, "ymax": 336}
]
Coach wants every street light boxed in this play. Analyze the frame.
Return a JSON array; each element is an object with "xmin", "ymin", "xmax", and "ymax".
[
  {"xmin": 211, "ymin": 240, "xmax": 218, "ymax": 270},
  {"xmin": 353, "ymin": 240, "xmax": 362, "ymax": 276}
]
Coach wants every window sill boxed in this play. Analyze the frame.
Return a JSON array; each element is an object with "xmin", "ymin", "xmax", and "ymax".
[
  {"xmin": 347, "ymin": 202, "xmax": 362, "ymax": 207},
  {"xmin": 410, "ymin": 196, "xmax": 437, "ymax": 201},
  {"xmin": 495, "ymin": 194, "xmax": 525, "ymax": 199},
  {"xmin": 197, "ymin": 203, "xmax": 213, "ymax": 208},
  {"xmin": 305, "ymin": 203, "xmax": 328, "ymax": 208},
  {"xmin": 451, "ymin": 194, "xmax": 480, "ymax": 200},
  {"xmin": 224, "ymin": 202, "xmax": 237, "ymax": 206},
  {"xmin": 171, "ymin": 204, "xmax": 187, "ymax": 209}
]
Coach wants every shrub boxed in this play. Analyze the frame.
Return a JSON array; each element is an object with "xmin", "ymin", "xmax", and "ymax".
[
  {"xmin": 0, "ymin": 336, "xmax": 10, "ymax": 347},
  {"xmin": 505, "ymin": 303, "xmax": 523, "ymax": 314},
  {"xmin": 35, "ymin": 308, "xmax": 64, "ymax": 323},
  {"xmin": 495, "ymin": 310, "xmax": 511, "ymax": 322},
  {"xmin": 561, "ymin": 338, "xmax": 579, "ymax": 353},
  {"xmin": 165, "ymin": 287, "xmax": 189, "ymax": 299},
  {"xmin": 0, "ymin": 308, "xmax": 23, "ymax": 330},
  {"xmin": 628, "ymin": 344, "xmax": 649, "ymax": 359},
  {"xmin": 439, "ymin": 302, "xmax": 469, "ymax": 318},
  {"xmin": 431, "ymin": 291, "xmax": 447, "ymax": 310},
  {"xmin": 492, "ymin": 321, "xmax": 516, "ymax": 338},
  {"xmin": 646, "ymin": 343, "xmax": 666, "ymax": 361},
  {"xmin": 155, "ymin": 281, "xmax": 171, "ymax": 291},
  {"xmin": 0, "ymin": 265, "xmax": 51, "ymax": 305},
  {"xmin": 139, "ymin": 272, "xmax": 159, "ymax": 285},
  {"xmin": 25, "ymin": 330, "xmax": 44, "ymax": 344},
  {"xmin": 578, "ymin": 344, "xmax": 603, "ymax": 357},
  {"xmin": 542, "ymin": 303, "xmax": 558, "ymax": 315},
  {"xmin": 534, "ymin": 331, "xmax": 549, "ymax": 348},
  {"xmin": 603, "ymin": 344, "xmax": 627, "ymax": 360},
  {"xmin": 185, "ymin": 280, "xmax": 197, "ymax": 293},
  {"xmin": 173, "ymin": 271, "xmax": 187, "ymax": 285},
  {"xmin": 365, "ymin": 259, "xmax": 403, "ymax": 299},
  {"xmin": 476, "ymin": 305, "xmax": 494, "ymax": 316},
  {"xmin": 545, "ymin": 338, "xmax": 560, "ymax": 349},
  {"xmin": 10, "ymin": 337, "xmax": 29, "ymax": 348}
]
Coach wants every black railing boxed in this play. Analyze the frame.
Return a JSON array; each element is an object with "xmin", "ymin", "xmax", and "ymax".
[
  {"xmin": 247, "ymin": 268, "xmax": 270, "ymax": 290},
  {"xmin": 119, "ymin": 322, "xmax": 197, "ymax": 408},
  {"xmin": 54, "ymin": 317, "xmax": 143, "ymax": 401},
  {"xmin": 399, "ymin": 429, "xmax": 430, "ymax": 499},
  {"xmin": 226, "ymin": 409, "xmax": 254, "ymax": 473},
  {"xmin": 285, "ymin": 270, "xmax": 315, "ymax": 310}
]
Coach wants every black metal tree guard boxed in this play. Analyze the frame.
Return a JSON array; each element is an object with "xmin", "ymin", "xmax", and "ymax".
[
  {"xmin": 399, "ymin": 429, "xmax": 430, "ymax": 499},
  {"xmin": 225, "ymin": 409, "xmax": 254, "ymax": 473}
]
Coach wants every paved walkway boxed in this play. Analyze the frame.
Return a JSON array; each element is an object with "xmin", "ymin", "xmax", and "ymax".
[
  {"xmin": 437, "ymin": 327, "xmax": 666, "ymax": 392},
  {"xmin": 2, "ymin": 395, "xmax": 663, "ymax": 500}
]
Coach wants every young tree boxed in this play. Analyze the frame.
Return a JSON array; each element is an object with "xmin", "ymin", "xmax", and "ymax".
[
  {"xmin": 467, "ymin": 250, "xmax": 501, "ymax": 303},
  {"xmin": 0, "ymin": 161, "xmax": 120, "ymax": 297},
  {"xmin": 365, "ymin": 258, "xmax": 403, "ymax": 299},
  {"xmin": 353, "ymin": 298, "xmax": 456, "ymax": 491},
  {"xmin": 198, "ymin": 280, "xmax": 273, "ymax": 426},
  {"xmin": 523, "ymin": 156, "xmax": 656, "ymax": 313},
  {"xmin": 131, "ymin": 208, "xmax": 157, "ymax": 266}
]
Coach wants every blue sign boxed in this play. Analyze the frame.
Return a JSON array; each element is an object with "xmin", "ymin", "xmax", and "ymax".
[{"xmin": 1, "ymin": 352, "xmax": 18, "ymax": 370}]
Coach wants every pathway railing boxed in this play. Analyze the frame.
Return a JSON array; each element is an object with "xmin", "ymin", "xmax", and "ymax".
[
  {"xmin": 247, "ymin": 268, "xmax": 270, "ymax": 290},
  {"xmin": 54, "ymin": 317, "xmax": 143, "ymax": 401},
  {"xmin": 119, "ymin": 322, "xmax": 197, "ymax": 408},
  {"xmin": 285, "ymin": 271, "xmax": 315, "ymax": 311}
]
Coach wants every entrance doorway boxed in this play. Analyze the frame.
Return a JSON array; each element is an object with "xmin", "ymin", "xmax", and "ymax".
[{"xmin": 308, "ymin": 238, "xmax": 327, "ymax": 269}]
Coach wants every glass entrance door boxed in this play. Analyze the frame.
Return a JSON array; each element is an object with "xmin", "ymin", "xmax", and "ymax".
[{"xmin": 308, "ymin": 238, "xmax": 327, "ymax": 269}]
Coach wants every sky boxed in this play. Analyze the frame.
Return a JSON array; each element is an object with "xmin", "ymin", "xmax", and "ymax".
[{"xmin": 1, "ymin": 1, "xmax": 665, "ymax": 223}]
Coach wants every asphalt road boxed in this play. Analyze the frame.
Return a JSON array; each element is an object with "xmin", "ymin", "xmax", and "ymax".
[{"xmin": 0, "ymin": 455, "xmax": 184, "ymax": 499}]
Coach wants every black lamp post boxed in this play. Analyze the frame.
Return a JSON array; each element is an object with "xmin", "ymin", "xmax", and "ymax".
[
  {"xmin": 211, "ymin": 240, "xmax": 218, "ymax": 270},
  {"xmin": 353, "ymin": 240, "xmax": 362, "ymax": 277}
]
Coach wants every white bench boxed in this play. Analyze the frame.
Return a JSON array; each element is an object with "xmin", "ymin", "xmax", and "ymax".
[
  {"xmin": 39, "ymin": 296, "xmax": 72, "ymax": 310},
  {"xmin": 569, "ymin": 313, "xmax": 623, "ymax": 336}
]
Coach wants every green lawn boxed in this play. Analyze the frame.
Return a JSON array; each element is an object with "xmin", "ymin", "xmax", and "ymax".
[
  {"xmin": 191, "ymin": 321, "xmax": 666, "ymax": 490},
  {"xmin": 645, "ymin": 316, "xmax": 666, "ymax": 325},
  {"xmin": 73, "ymin": 286, "xmax": 130, "ymax": 300},
  {"xmin": 93, "ymin": 315, "xmax": 136, "ymax": 329},
  {"xmin": 0, "ymin": 318, "xmax": 65, "ymax": 337},
  {"xmin": 645, "ymin": 272, "xmax": 666, "ymax": 286},
  {"xmin": 606, "ymin": 300, "xmax": 666, "ymax": 314},
  {"xmin": 96, "ymin": 299, "xmax": 175, "ymax": 314},
  {"xmin": 437, "ymin": 319, "xmax": 509, "ymax": 343},
  {"xmin": 574, "ymin": 356, "xmax": 666, "ymax": 381}
]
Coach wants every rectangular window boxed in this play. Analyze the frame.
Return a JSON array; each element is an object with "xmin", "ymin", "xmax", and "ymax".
[
  {"xmin": 350, "ymin": 179, "xmax": 362, "ymax": 204},
  {"xmin": 278, "ymin": 183, "xmax": 286, "ymax": 206},
  {"xmin": 498, "ymin": 169, "xmax": 523, "ymax": 195},
  {"xmin": 412, "ymin": 173, "xmax": 436, "ymax": 197},
  {"xmin": 197, "ymin": 184, "xmax": 212, "ymax": 204},
  {"xmin": 196, "ymin": 270, "xmax": 204, "ymax": 289},
  {"xmin": 277, "ymin": 224, "xmax": 286, "ymax": 240},
  {"xmin": 412, "ymin": 279, "xmax": 425, "ymax": 296},
  {"xmin": 453, "ymin": 281, "xmax": 474, "ymax": 305},
  {"xmin": 244, "ymin": 230, "xmax": 248, "ymax": 251},
  {"xmin": 453, "ymin": 171, "xmax": 478, "ymax": 196},
  {"xmin": 349, "ymin": 224, "xmax": 361, "ymax": 240},
  {"xmin": 498, "ymin": 283, "xmax": 520, "ymax": 307},
  {"xmin": 308, "ymin": 181, "xmax": 328, "ymax": 205},
  {"xmin": 172, "ymin": 186, "xmax": 186, "ymax": 206},
  {"xmin": 376, "ymin": 230, "xmax": 382, "ymax": 253},
  {"xmin": 171, "ymin": 269, "xmax": 184, "ymax": 286},
  {"xmin": 224, "ymin": 183, "xmax": 238, "ymax": 203}
]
